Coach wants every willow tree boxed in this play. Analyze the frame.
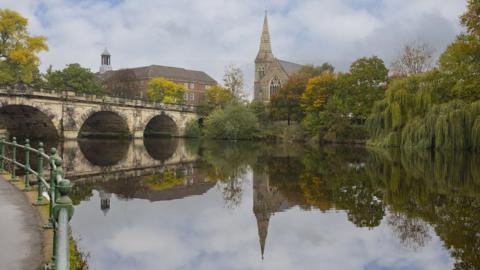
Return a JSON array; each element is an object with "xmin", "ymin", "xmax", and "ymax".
[
  {"xmin": 0, "ymin": 9, "xmax": 48, "ymax": 84},
  {"xmin": 366, "ymin": 0, "xmax": 480, "ymax": 151}
]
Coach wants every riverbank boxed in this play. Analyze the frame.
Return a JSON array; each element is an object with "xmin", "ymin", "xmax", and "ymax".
[{"xmin": 0, "ymin": 174, "xmax": 43, "ymax": 270}]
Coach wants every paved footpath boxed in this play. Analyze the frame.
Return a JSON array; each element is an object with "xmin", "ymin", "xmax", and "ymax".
[{"xmin": 0, "ymin": 176, "xmax": 42, "ymax": 270}]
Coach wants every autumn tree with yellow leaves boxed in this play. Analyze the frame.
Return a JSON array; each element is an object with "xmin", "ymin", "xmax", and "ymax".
[
  {"xmin": 146, "ymin": 77, "xmax": 186, "ymax": 104},
  {"xmin": 0, "ymin": 9, "xmax": 48, "ymax": 84}
]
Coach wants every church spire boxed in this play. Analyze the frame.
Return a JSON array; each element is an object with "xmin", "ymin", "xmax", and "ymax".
[
  {"xmin": 255, "ymin": 211, "xmax": 270, "ymax": 260},
  {"xmin": 256, "ymin": 11, "xmax": 274, "ymax": 61}
]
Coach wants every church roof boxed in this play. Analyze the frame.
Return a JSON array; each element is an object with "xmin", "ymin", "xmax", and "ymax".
[
  {"xmin": 278, "ymin": 59, "xmax": 302, "ymax": 76},
  {"xmin": 101, "ymin": 65, "xmax": 217, "ymax": 84}
]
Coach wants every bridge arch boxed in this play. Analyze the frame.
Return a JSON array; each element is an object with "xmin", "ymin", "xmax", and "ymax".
[
  {"xmin": 78, "ymin": 109, "xmax": 131, "ymax": 138},
  {"xmin": 143, "ymin": 112, "xmax": 178, "ymax": 137},
  {"xmin": 0, "ymin": 104, "xmax": 59, "ymax": 139}
]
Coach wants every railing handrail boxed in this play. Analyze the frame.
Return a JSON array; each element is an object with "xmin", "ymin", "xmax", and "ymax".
[{"xmin": 0, "ymin": 137, "xmax": 73, "ymax": 270}]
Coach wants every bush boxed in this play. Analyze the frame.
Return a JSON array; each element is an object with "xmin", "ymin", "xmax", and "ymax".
[
  {"xmin": 204, "ymin": 102, "xmax": 260, "ymax": 140},
  {"xmin": 184, "ymin": 119, "xmax": 203, "ymax": 138},
  {"xmin": 262, "ymin": 122, "xmax": 305, "ymax": 142}
]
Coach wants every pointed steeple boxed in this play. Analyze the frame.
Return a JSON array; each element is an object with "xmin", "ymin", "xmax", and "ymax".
[
  {"xmin": 255, "ymin": 211, "xmax": 270, "ymax": 260},
  {"xmin": 256, "ymin": 11, "xmax": 274, "ymax": 61}
]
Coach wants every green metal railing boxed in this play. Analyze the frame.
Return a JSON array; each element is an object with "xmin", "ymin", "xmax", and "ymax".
[{"xmin": 0, "ymin": 137, "xmax": 73, "ymax": 270}]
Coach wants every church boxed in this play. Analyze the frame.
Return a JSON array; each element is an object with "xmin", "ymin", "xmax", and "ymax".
[{"xmin": 254, "ymin": 13, "xmax": 302, "ymax": 103}]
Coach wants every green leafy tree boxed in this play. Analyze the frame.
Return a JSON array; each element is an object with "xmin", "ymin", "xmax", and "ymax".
[
  {"xmin": 269, "ymin": 73, "xmax": 307, "ymax": 125},
  {"xmin": 298, "ymin": 63, "xmax": 335, "ymax": 76},
  {"xmin": 0, "ymin": 9, "xmax": 48, "ymax": 84},
  {"xmin": 44, "ymin": 63, "xmax": 102, "ymax": 94},
  {"xmin": 146, "ymin": 77, "xmax": 186, "ymax": 104},
  {"xmin": 336, "ymin": 56, "xmax": 388, "ymax": 119},
  {"xmin": 248, "ymin": 100, "xmax": 269, "ymax": 126},
  {"xmin": 460, "ymin": 0, "xmax": 480, "ymax": 37},
  {"xmin": 203, "ymin": 102, "xmax": 259, "ymax": 140},
  {"xmin": 197, "ymin": 85, "xmax": 234, "ymax": 115},
  {"xmin": 439, "ymin": 0, "xmax": 480, "ymax": 102}
]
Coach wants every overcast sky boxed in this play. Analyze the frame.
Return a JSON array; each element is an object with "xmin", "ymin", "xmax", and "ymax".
[{"xmin": 2, "ymin": 0, "xmax": 467, "ymax": 98}]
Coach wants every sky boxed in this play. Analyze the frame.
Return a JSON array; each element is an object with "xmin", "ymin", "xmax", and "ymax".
[{"xmin": 2, "ymin": 0, "xmax": 468, "ymax": 98}]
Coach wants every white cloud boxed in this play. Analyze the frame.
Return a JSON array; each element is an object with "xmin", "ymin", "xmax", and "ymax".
[{"xmin": 2, "ymin": 0, "xmax": 467, "ymax": 98}]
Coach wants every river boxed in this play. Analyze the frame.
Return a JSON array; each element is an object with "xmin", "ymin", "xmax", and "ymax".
[{"xmin": 57, "ymin": 138, "xmax": 479, "ymax": 269}]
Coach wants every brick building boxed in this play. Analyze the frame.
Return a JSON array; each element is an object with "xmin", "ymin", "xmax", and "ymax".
[{"xmin": 98, "ymin": 49, "xmax": 217, "ymax": 105}]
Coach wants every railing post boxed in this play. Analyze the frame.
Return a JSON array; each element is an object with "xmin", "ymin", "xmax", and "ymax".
[
  {"xmin": 43, "ymin": 147, "xmax": 57, "ymax": 230},
  {"xmin": 24, "ymin": 139, "xmax": 31, "ymax": 191},
  {"xmin": 54, "ymin": 158, "xmax": 64, "ymax": 202},
  {"xmin": 53, "ymin": 179, "xmax": 74, "ymax": 270},
  {"xmin": 11, "ymin": 137, "xmax": 17, "ymax": 181},
  {"xmin": 34, "ymin": 142, "xmax": 46, "ymax": 206},
  {"xmin": 0, "ymin": 137, "xmax": 4, "ymax": 174}
]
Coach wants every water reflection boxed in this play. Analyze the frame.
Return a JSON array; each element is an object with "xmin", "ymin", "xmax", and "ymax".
[
  {"xmin": 78, "ymin": 139, "xmax": 130, "ymax": 166},
  {"xmin": 143, "ymin": 138, "xmax": 179, "ymax": 162},
  {"xmin": 68, "ymin": 140, "xmax": 480, "ymax": 269}
]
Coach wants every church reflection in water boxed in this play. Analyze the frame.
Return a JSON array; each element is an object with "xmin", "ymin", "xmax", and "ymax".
[{"xmin": 68, "ymin": 139, "xmax": 480, "ymax": 268}]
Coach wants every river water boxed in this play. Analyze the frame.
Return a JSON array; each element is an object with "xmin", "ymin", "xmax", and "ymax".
[{"xmin": 62, "ymin": 138, "xmax": 479, "ymax": 270}]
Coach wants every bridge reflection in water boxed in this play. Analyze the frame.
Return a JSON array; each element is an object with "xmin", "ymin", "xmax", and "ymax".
[{"xmin": 68, "ymin": 140, "xmax": 480, "ymax": 269}]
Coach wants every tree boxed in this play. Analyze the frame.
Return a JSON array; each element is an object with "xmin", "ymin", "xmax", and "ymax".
[
  {"xmin": 301, "ymin": 72, "xmax": 337, "ymax": 114},
  {"xmin": 197, "ymin": 85, "xmax": 235, "ymax": 115},
  {"xmin": 101, "ymin": 68, "xmax": 139, "ymax": 98},
  {"xmin": 336, "ymin": 56, "xmax": 388, "ymax": 119},
  {"xmin": 0, "ymin": 9, "xmax": 48, "ymax": 84},
  {"xmin": 248, "ymin": 100, "xmax": 269, "ymax": 126},
  {"xmin": 223, "ymin": 64, "xmax": 244, "ymax": 97},
  {"xmin": 391, "ymin": 41, "xmax": 435, "ymax": 77},
  {"xmin": 298, "ymin": 63, "xmax": 335, "ymax": 76},
  {"xmin": 146, "ymin": 77, "xmax": 186, "ymax": 104},
  {"xmin": 269, "ymin": 63, "xmax": 334, "ymax": 126},
  {"xmin": 269, "ymin": 73, "xmax": 306, "ymax": 125},
  {"xmin": 203, "ymin": 101, "xmax": 259, "ymax": 140},
  {"xmin": 44, "ymin": 63, "xmax": 102, "ymax": 94},
  {"xmin": 438, "ymin": 1, "xmax": 480, "ymax": 102},
  {"xmin": 460, "ymin": 0, "xmax": 480, "ymax": 37}
]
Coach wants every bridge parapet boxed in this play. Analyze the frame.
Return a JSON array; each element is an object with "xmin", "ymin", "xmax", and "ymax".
[
  {"xmin": 0, "ymin": 88, "xmax": 199, "ymax": 139},
  {"xmin": 0, "ymin": 88, "xmax": 197, "ymax": 113}
]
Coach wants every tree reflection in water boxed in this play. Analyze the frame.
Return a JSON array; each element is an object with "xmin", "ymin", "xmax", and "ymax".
[
  {"xmin": 71, "ymin": 139, "xmax": 480, "ymax": 268},
  {"xmin": 200, "ymin": 143, "xmax": 480, "ymax": 268}
]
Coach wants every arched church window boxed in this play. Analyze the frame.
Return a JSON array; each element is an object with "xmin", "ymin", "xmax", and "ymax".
[{"xmin": 270, "ymin": 76, "xmax": 281, "ymax": 97}]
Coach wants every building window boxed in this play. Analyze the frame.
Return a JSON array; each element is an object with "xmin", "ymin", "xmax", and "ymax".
[
  {"xmin": 258, "ymin": 66, "xmax": 265, "ymax": 79},
  {"xmin": 205, "ymin": 85, "xmax": 211, "ymax": 90},
  {"xmin": 189, "ymin": 83, "xmax": 195, "ymax": 90},
  {"xmin": 184, "ymin": 83, "xmax": 189, "ymax": 89},
  {"xmin": 189, "ymin": 93, "xmax": 195, "ymax": 100},
  {"xmin": 270, "ymin": 76, "xmax": 281, "ymax": 97}
]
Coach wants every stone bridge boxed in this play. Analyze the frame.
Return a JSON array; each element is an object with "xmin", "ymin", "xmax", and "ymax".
[{"xmin": 0, "ymin": 88, "xmax": 199, "ymax": 139}]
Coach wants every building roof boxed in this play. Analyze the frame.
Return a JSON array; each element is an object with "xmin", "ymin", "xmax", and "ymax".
[
  {"xmin": 101, "ymin": 48, "xmax": 110, "ymax": 56},
  {"xmin": 278, "ymin": 59, "xmax": 302, "ymax": 76},
  {"xmin": 101, "ymin": 65, "xmax": 217, "ymax": 85}
]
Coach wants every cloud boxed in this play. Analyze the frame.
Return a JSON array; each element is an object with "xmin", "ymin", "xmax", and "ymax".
[
  {"xmin": 2, "ymin": 0, "xmax": 467, "ymax": 98},
  {"xmin": 71, "ymin": 180, "xmax": 454, "ymax": 270}
]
